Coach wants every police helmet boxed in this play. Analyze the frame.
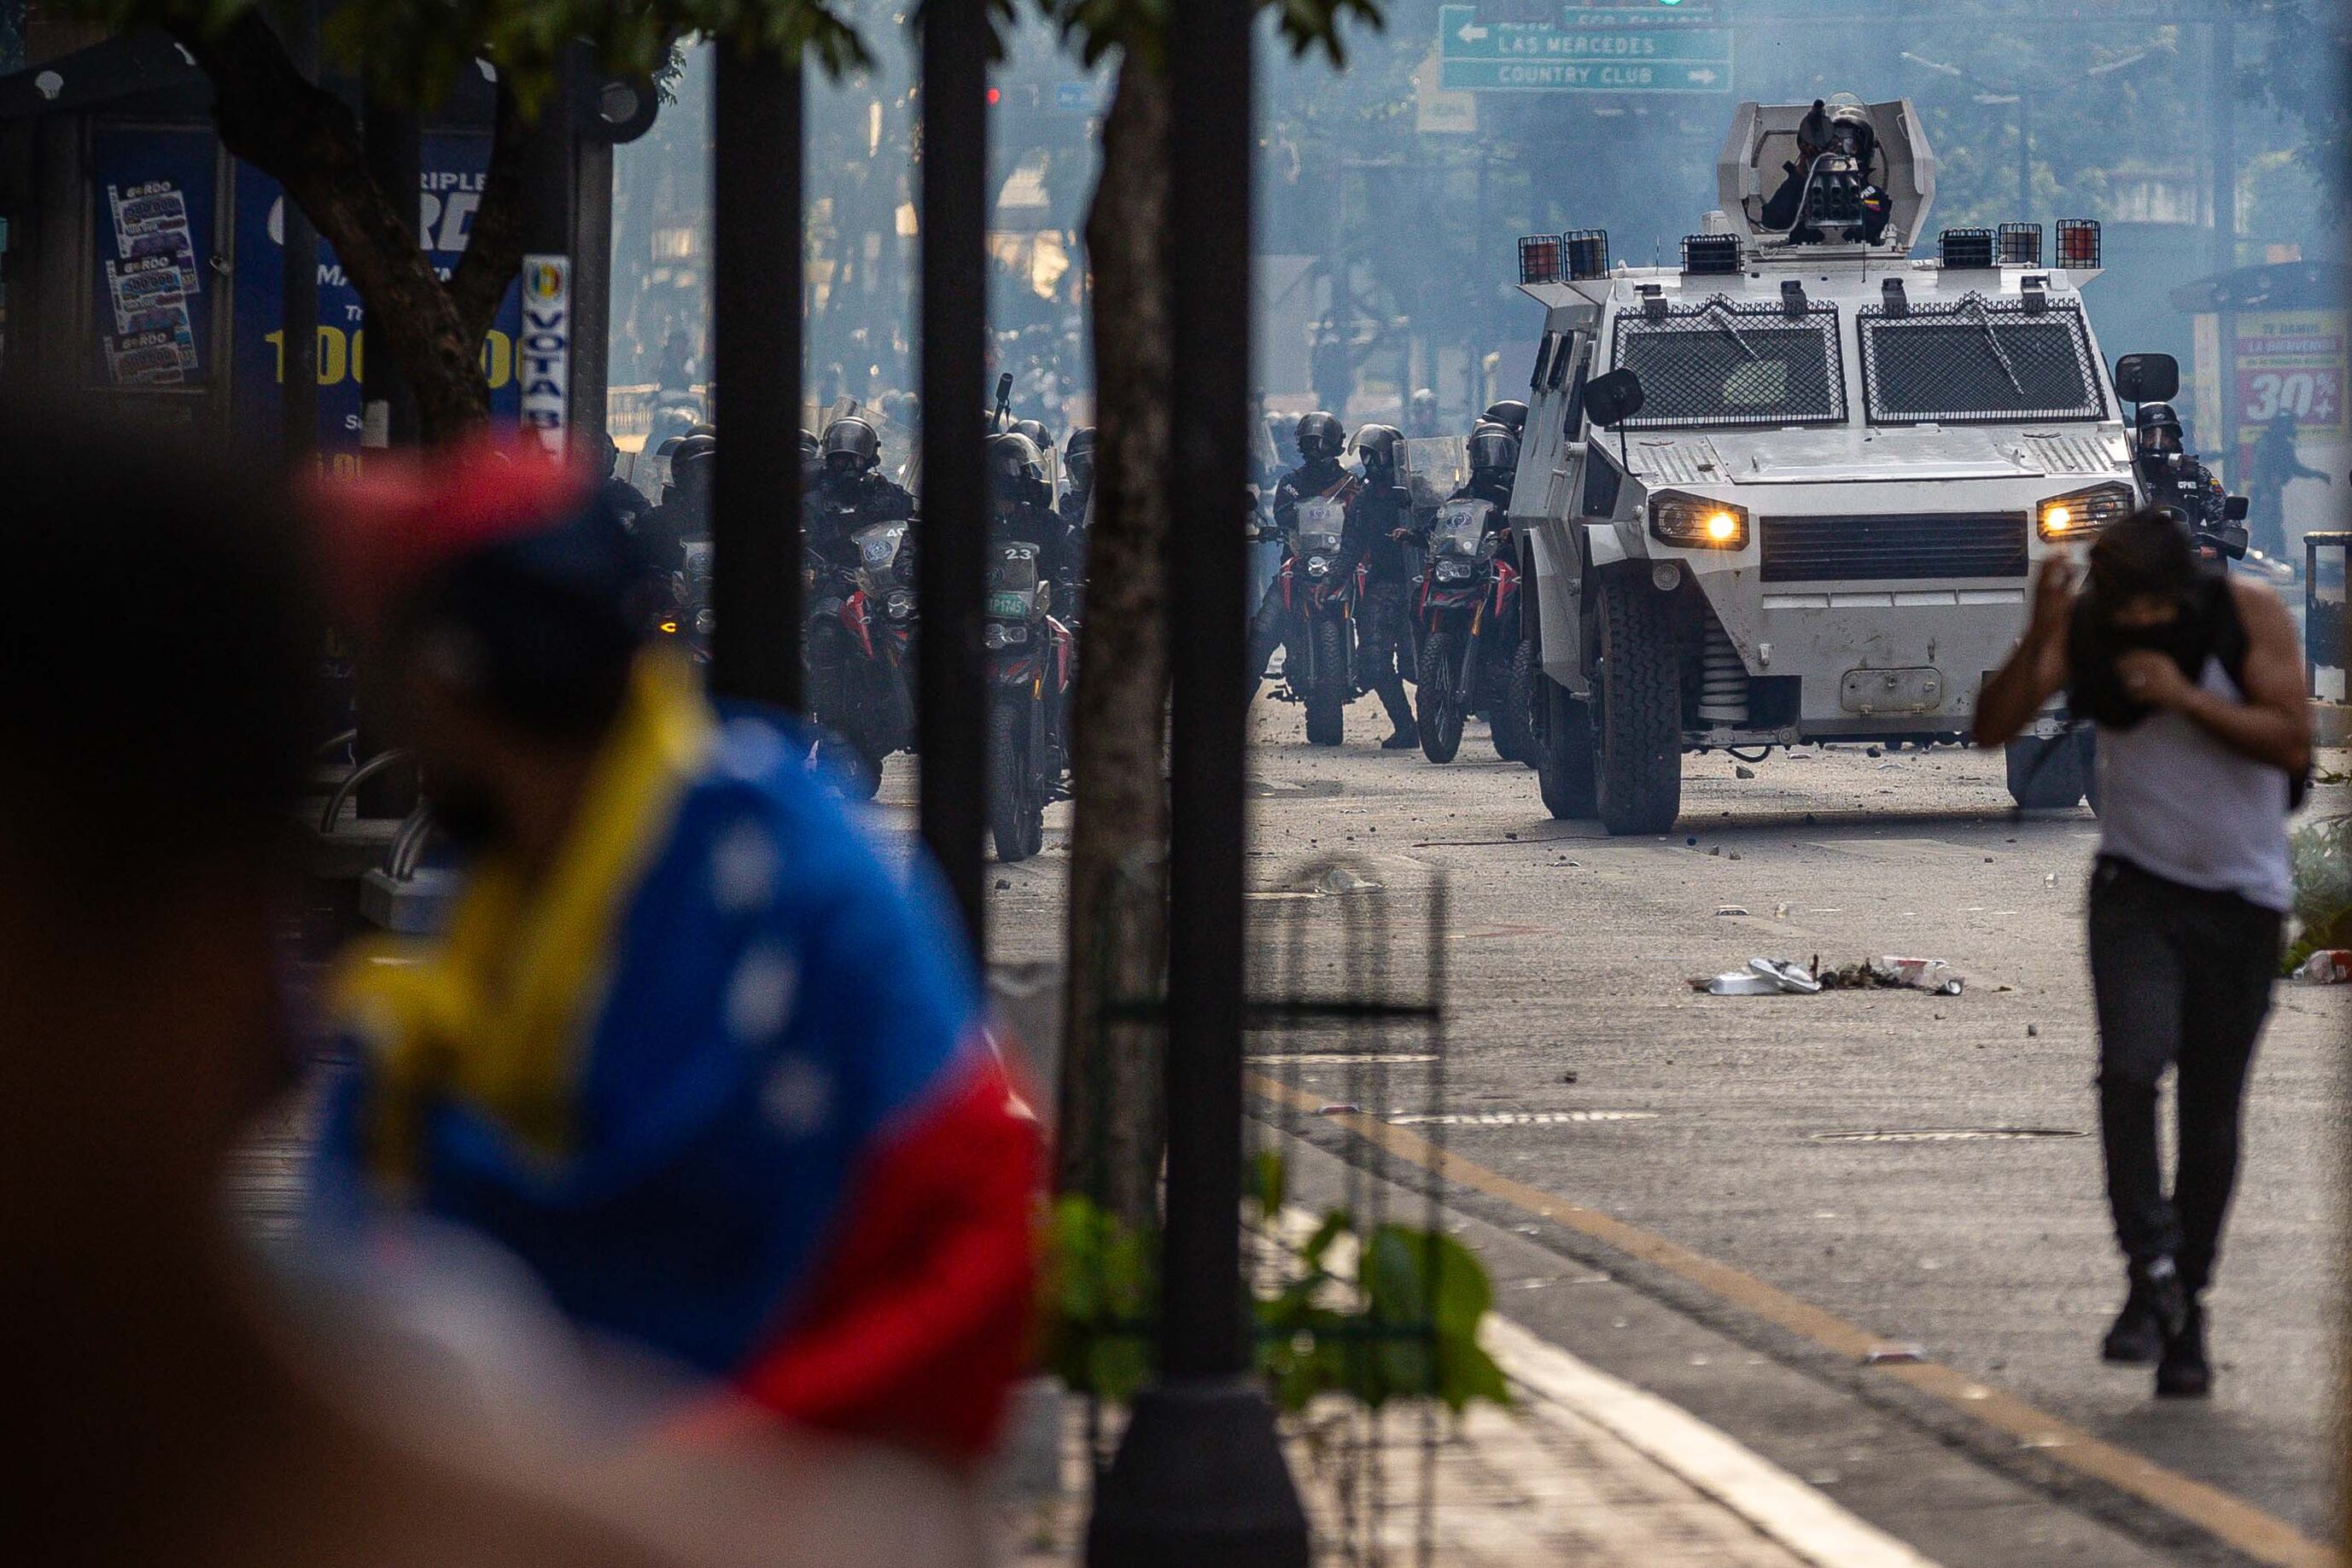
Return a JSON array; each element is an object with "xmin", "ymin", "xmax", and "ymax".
[
  {"xmin": 1013, "ymin": 418, "xmax": 1053, "ymax": 453},
  {"xmin": 821, "ymin": 416, "xmax": 882, "ymax": 472},
  {"xmin": 2135, "ymin": 402, "xmax": 2184, "ymax": 452},
  {"xmin": 1480, "ymin": 400, "xmax": 1529, "ymax": 439},
  {"xmin": 1352, "ymin": 423, "xmax": 1404, "ymax": 477},
  {"xmin": 1065, "ymin": 426, "xmax": 1099, "ymax": 484},
  {"xmin": 1467, "ymin": 423, "xmax": 1519, "ymax": 480},
  {"xmin": 987, "ymin": 431, "xmax": 1046, "ymax": 497},
  {"xmin": 1295, "ymin": 411, "xmax": 1345, "ymax": 463},
  {"xmin": 668, "ymin": 433, "xmax": 717, "ymax": 483}
]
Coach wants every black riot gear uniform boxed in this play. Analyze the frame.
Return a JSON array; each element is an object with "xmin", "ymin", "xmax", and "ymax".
[
  {"xmin": 637, "ymin": 433, "xmax": 714, "ymax": 580},
  {"xmin": 2133, "ymin": 403, "xmax": 2233, "ymax": 557},
  {"xmin": 987, "ymin": 432, "xmax": 1079, "ymax": 597},
  {"xmin": 805, "ymin": 422, "xmax": 914, "ymax": 570},
  {"xmin": 1346, "ymin": 423, "xmax": 1419, "ymax": 748},
  {"xmin": 1761, "ymin": 96, "xmax": 1892, "ymax": 243}
]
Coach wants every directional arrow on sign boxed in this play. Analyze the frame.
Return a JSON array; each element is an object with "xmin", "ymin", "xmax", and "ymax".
[
  {"xmin": 1688, "ymin": 67, "xmax": 1718, "ymax": 84},
  {"xmin": 1457, "ymin": 20, "xmax": 1488, "ymax": 40}
]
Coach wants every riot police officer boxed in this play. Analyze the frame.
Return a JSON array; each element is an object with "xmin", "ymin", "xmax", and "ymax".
[
  {"xmin": 1762, "ymin": 96, "xmax": 1892, "ymax": 244},
  {"xmin": 1347, "ymin": 423, "xmax": 1421, "ymax": 749},
  {"xmin": 599, "ymin": 433, "xmax": 649, "ymax": 532},
  {"xmin": 1247, "ymin": 411, "xmax": 1355, "ymax": 695},
  {"xmin": 637, "ymin": 430, "xmax": 714, "ymax": 580},
  {"xmin": 987, "ymin": 430, "xmax": 1079, "ymax": 595},
  {"xmin": 2133, "ymin": 403, "xmax": 2230, "ymax": 546},
  {"xmin": 1456, "ymin": 422, "xmax": 1519, "ymax": 509},
  {"xmin": 1480, "ymin": 400, "xmax": 1529, "ymax": 441},
  {"xmin": 805, "ymin": 415, "xmax": 915, "ymax": 570}
]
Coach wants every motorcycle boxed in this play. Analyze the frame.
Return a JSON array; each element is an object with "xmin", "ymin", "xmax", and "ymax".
[
  {"xmin": 983, "ymin": 534, "xmax": 1074, "ymax": 861},
  {"xmin": 657, "ymin": 539, "xmax": 715, "ymax": 663},
  {"xmin": 1411, "ymin": 496, "xmax": 1523, "ymax": 763},
  {"xmin": 803, "ymin": 519, "xmax": 919, "ymax": 800},
  {"xmin": 1273, "ymin": 494, "xmax": 1362, "ymax": 747}
]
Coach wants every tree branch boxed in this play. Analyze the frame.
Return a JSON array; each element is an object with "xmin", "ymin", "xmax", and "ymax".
[
  {"xmin": 168, "ymin": 9, "xmax": 491, "ymax": 438},
  {"xmin": 447, "ymin": 70, "xmax": 526, "ymax": 351}
]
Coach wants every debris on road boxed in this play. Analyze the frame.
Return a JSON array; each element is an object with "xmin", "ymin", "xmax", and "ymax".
[
  {"xmin": 1821, "ymin": 955, "xmax": 1965, "ymax": 995},
  {"xmin": 2027, "ymin": 1023, "xmax": 2040, "ymax": 1037},
  {"xmin": 1735, "ymin": 765, "xmax": 1756, "ymax": 779},
  {"xmin": 2293, "ymin": 949, "xmax": 2352, "ymax": 984},
  {"xmin": 1715, "ymin": 904, "xmax": 1750, "ymax": 917},
  {"xmin": 1694, "ymin": 957, "xmax": 1823, "ymax": 996},
  {"xmin": 1865, "ymin": 1343, "xmax": 1927, "ymax": 1365},
  {"xmin": 1319, "ymin": 866, "xmax": 1380, "ymax": 895}
]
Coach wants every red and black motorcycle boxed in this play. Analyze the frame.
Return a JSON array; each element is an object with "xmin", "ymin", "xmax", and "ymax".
[
  {"xmin": 1271, "ymin": 492, "xmax": 1364, "ymax": 747},
  {"xmin": 1411, "ymin": 494, "xmax": 1523, "ymax": 763},
  {"xmin": 803, "ymin": 516, "xmax": 918, "ymax": 801}
]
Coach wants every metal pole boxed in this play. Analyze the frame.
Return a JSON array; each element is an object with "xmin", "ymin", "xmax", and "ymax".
[
  {"xmin": 2208, "ymin": 17, "xmax": 2238, "ymax": 478},
  {"xmin": 278, "ymin": 0, "xmax": 318, "ymax": 473},
  {"xmin": 709, "ymin": 44, "xmax": 802, "ymax": 710},
  {"xmin": 2016, "ymin": 95, "xmax": 2029, "ymax": 224},
  {"xmin": 1087, "ymin": 0, "xmax": 1309, "ymax": 1557},
  {"xmin": 917, "ymin": 0, "xmax": 989, "ymax": 947},
  {"xmin": 520, "ymin": 45, "xmax": 579, "ymax": 459}
]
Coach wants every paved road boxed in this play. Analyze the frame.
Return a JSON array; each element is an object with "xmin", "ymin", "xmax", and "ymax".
[{"xmin": 949, "ymin": 702, "xmax": 2349, "ymax": 1560}]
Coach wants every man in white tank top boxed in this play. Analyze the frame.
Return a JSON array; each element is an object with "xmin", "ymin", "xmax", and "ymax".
[{"xmin": 1977, "ymin": 510, "xmax": 2311, "ymax": 1401}]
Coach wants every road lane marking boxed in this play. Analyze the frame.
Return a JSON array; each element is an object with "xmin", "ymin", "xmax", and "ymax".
[{"xmin": 1247, "ymin": 1070, "xmax": 2334, "ymax": 1568}]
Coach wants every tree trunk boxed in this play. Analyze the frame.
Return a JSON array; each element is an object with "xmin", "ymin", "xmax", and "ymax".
[
  {"xmin": 1053, "ymin": 50, "xmax": 1171, "ymax": 1227},
  {"xmin": 172, "ymin": 10, "xmax": 518, "ymax": 441}
]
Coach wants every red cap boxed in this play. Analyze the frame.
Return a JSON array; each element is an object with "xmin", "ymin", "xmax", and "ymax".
[{"xmin": 316, "ymin": 442, "xmax": 592, "ymax": 635}]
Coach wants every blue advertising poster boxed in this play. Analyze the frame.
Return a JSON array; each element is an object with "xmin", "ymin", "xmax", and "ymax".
[
  {"xmin": 231, "ymin": 132, "xmax": 522, "ymax": 463},
  {"xmin": 90, "ymin": 125, "xmax": 216, "ymax": 389}
]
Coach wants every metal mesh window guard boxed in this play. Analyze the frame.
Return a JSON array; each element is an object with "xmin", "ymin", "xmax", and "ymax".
[
  {"xmin": 1608, "ymin": 296, "xmax": 1847, "ymax": 430},
  {"xmin": 1859, "ymin": 293, "xmax": 2105, "ymax": 425}
]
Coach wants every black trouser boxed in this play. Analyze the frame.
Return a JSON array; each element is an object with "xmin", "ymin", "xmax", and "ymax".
[
  {"xmin": 1357, "ymin": 580, "xmax": 1415, "ymax": 732},
  {"xmin": 1246, "ymin": 576, "xmax": 1288, "ymax": 683},
  {"xmin": 2086, "ymin": 855, "xmax": 2282, "ymax": 1297}
]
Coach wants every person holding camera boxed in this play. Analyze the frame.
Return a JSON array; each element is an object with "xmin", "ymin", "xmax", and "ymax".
[{"xmin": 1976, "ymin": 510, "xmax": 2310, "ymax": 1397}]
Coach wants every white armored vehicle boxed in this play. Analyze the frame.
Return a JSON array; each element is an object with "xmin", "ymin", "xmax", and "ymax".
[{"xmin": 1512, "ymin": 96, "xmax": 2139, "ymax": 832}]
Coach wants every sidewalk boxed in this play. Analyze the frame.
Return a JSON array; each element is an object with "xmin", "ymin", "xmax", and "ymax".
[{"xmin": 997, "ymin": 1309, "xmax": 1933, "ymax": 1567}]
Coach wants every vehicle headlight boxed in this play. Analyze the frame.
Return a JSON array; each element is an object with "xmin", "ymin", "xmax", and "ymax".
[
  {"xmin": 884, "ymin": 589, "xmax": 913, "ymax": 620},
  {"xmin": 2038, "ymin": 481, "xmax": 2133, "ymax": 542},
  {"xmin": 1434, "ymin": 559, "xmax": 1474, "ymax": 582},
  {"xmin": 694, "ymin": 609, "xmax": 716, "ymax": 635},
  {"xmin": 1306, "ymin": 557, "xmax": 1330, "ymax": 577},
  {"xmin": 1649, "ymin": 492, "xmax": 1748, "ymax": 550},
  {"xmin": 983, "ymin": 621, "xmax": 1030, "ymax": 650}
]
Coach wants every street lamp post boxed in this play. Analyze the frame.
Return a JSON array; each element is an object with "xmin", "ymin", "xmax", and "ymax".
[{"xmin": 1084, "ymin": 2, "xmax": 1310, "ymax": 1560}]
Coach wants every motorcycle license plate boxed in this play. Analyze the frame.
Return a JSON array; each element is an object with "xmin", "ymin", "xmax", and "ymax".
[{"xmin": 988, "ymin": 590, "xmax": 1034, "ymax": 618}]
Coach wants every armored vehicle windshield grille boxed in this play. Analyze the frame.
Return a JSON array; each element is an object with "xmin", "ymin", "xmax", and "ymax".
[
  {"xmin": 1859, "ymin": 294, "xmax": 2105, "ymax": 425},
  {"xmin": 1609, "ymin": 296, "xmax": 1846, "ymax": 430},
  {"xmin": 1759, "ymin": 512, "xmax": 2028, "ymax": 582}
]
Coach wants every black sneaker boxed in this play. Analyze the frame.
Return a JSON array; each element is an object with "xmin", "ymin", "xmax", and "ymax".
[
  {"xmin": 2103, "ymin": 1262, "xmax": 2187, "ymax": 1365},
  {"xmin": 2156, "ymin": 1303, "xmax": 2210, "ymax": 1398},
  {"xmin": 1381, "ymin": 726, "xmax": 1417, "ymax": 750}
]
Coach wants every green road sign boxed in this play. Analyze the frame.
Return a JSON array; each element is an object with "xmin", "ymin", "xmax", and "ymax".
[{"xmin": 1437, "ymin": 4, "xmax": 1733, "ymax": 93}]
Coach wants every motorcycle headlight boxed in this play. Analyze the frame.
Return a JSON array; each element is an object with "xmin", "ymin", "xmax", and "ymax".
[
  {"xmin": 1649, "ymin": 492, "xmax": 1748, "ymax": 550},
  {"xmin": 1434, "ymin": 559, "xmax": 1474, "ymax": 582},
  {"xmin": 983, "ymin": 621, "xmax": 1030, "ymax": 650},
  {"xmin": 884, "ymin": 589, "xmax": 913, "ymax": 620},
  {"xmin": 694, "ymin": 609, "xmax": 716, "ymax": 635},
  {"xmin": 2039, "ymin": 481, "xmax": 2133, "ymax": 542},
  {"xmin": 1306, "ymin": 557, "xmax": 1330, "ymax": 577}
]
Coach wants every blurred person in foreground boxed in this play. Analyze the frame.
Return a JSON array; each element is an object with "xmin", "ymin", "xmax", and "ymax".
[
  {"xmin": 0, "ymin": 405, "xmax": 670, "ymax": 1567},
  {"xmin": 1976, "ymin": 509, "xmax": 2309, "ymax": 1398},
  {"xmin": 308, "ymin": 446, "xmax": 1036, "ymax": 1465}
]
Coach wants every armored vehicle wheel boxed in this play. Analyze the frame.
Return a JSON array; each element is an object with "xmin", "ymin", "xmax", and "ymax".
[
  {"xmin": 1304, "ymin": 619, "xmax": 1349, "ymax": 747},
  {"xmin": 989, "ymin": 702, "xmax": 1045, "ymax": 861},
  {"xmin": 1504, "ymin": 638, "xmax": 1543, "ymax": 770},
  {"xmin": 1594, "ymin": 575, "xmax": 1682, "ymax": 836},
  {"xmin": 1536, "ymin": 673, "xmax": 1597, "ymax": 820},
  {"xmin": 1415, "ymin": 631, "xmax": 1465, "ymax": 762},
  {"xmin": 2006, "ymin": 731, "xmax": 2086, "ymax": 811}
]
